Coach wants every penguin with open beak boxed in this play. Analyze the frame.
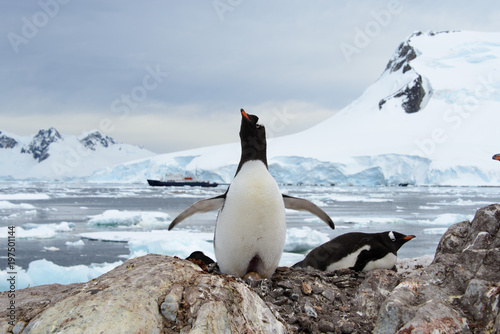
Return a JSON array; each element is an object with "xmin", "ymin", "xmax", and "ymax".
[{"xmin": 169, "ymin": 109, "xmax": 334, "ymax": 278}]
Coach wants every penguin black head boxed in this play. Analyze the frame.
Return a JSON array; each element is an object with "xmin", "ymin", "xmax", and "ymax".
[
  {"xmin": 384, "ymin": 231, "xmax": 415, "ymax": 253},
  {"xmin": 186, "ymin": 251, "xmax": 215, "ymax": 266},
  {"xmin": 493, "ymin": 154, "xmax": 500, "ymax": 161},
  {"xmin": 237, "ymin": 109, "xmax": 267, "ymax": 173}
]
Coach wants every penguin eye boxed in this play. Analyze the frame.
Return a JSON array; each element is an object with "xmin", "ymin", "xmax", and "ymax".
[{"xmin": 256, "ymin": 123, "xmax": 262, "ymax": 129}]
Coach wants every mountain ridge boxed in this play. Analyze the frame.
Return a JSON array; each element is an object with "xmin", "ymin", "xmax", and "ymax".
[
  {"xmin": 0, "ymin": 128, "xmax": 154, "ymax": 180},
  {"xmin": 90, "ymin": 30, "xmax": 500, "ymax": 186}
]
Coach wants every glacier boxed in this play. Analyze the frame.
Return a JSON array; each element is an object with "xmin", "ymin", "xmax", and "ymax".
[{"xmin": 89, "ymin": 31, "xmax": 500, "ymax": 186}]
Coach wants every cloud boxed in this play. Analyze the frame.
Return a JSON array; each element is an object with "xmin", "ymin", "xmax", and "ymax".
[{"xmin": 1, "ymin": 1, "xmax": 500, "ymax": 153}]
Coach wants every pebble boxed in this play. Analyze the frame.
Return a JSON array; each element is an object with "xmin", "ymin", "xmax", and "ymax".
[
  {"xmin": 301, "ymin": 282, "xmax": 312, "ymax": 295},
  {"xmin": 318, "ymin": 319, "xmax": 336, "ymax": 332}
]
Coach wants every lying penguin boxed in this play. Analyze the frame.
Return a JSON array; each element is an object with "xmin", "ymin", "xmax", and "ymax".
[
  {"xmin": 293, "ymin": 231, "xmax": 415, "ymax": 272},
  {"xmin": 169, "ymin": 109, "xmax": 335, "ymax": 278}
]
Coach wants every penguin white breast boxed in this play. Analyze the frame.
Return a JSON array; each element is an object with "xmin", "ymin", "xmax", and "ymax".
[
  {"xmin": 362, "ymin": 253, "xmax": 397, "ymax": 271},
  {"xmin": 325, "ymin": 245, "xmax": 371, "ymax": 271},
  {"xmin": 214, "ymin": 160, "xmax": 286, "ymax": 277}
]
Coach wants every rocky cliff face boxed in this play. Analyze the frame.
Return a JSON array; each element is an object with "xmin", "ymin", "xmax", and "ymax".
[
  {"xmin": 79, "ymin": 130, "xmax": 117, "ymax": 151},
  {"xmin": 0, "ymin": 131, "xmax": 18, "ymax": 149},
  {"xmin": 374, "ymin": 203, "xmax": 500, "ymax": 333},
  {"xmin": 20, "ymin": 127, "xmax": 62, "ymax": 162},
  {"xmin": 1, "ymin": 204, "xmax": 499, "ymax": 333},
  {"xmin": 378, "ymin": 31, "xmax": 434, "ymax": 114}
]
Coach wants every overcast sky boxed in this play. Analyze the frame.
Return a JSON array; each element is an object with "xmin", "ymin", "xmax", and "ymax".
[{"xmin": 1, "ymin": 1, "xmax": 499, "ymax": 153}]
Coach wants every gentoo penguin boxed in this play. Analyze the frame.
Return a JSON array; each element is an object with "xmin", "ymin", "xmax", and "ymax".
[
  {"xmin": 185, "ymin": 251, "xmax": 214, "ymax": 266},
  {"xmin": 493, "ymin": 154, "xmax": 500, "ymax": 161},
  {"xmin": 293, "ymin": 231, "xmax": 415, "ymax": 272},
  {"xmin": 169, "ymin": 109, "xmax": 335, "ymax": 278}
]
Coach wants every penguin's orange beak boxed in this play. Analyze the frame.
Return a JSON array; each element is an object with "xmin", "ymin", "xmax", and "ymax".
[
  {"xmin": 241, "ymin": 109, "xmax": 250, "ymax": 120},
  {"xmin": 404, "ymin": 235, "xmax": 416, "ymax": 240},
  {"xmin": 493, "ymin": 154, "xmax": 500, "ymax": 161}
]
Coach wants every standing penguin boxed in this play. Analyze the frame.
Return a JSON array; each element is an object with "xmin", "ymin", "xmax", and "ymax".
[
  {"xmin": 169, "ymin": 109, "xmax": 334, "ymax": 278},
  {"xmin": 293, "ymin": 231, "xmax": 415, "ymax": 272}
]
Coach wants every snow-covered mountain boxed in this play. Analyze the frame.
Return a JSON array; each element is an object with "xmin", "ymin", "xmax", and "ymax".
[
  {"xmin": 91, "ymin": 31, "xmax": 500, "ymax": 186},
  {"xmin": 0, "ymin": 128, "xmax": 155, "ymax": 180}
]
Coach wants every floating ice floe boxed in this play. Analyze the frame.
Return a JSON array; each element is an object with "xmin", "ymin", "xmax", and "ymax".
[
  {"xmin": 0, "ymin": 260, "xmax": 123, "ymax": 291},
  {"xmin": 419, "ymin": 205, "xmax": 440, "ymax": 210},
  {"xmin": 423, "ymin": 227, "xmax": 449, "ymax": 234},
  {"xmin": 284, "ymin": 226, "xmax": 330, "ymax": 253},
  {"xmin": 0, "ymin": 200, "xmax": 35, "ymax": 210},
  {"xmin": 328, "ymin": 194, "xmax": 393, "ymax": 202},
  {"xmin": 418, "ymin": 213, "xmax": 473, "ymax": 226},
  {"xmin": 0, "ymin": 193, "xmax": 50, "ymax": 200},
  {"xmin": 87, "ymin": 209, "xmax": 171, "ymax": 228},
  {"xmin": 43, "ymin": 246, "xmax": 60, "ymax": 251},
  {"xmin": 0, "ymin": 222, "xmax": 73, "ymax": 239},
  {"xmin": 81, "ymin": 226, "xmax": 332, "ymax": 259},
  {"xmin": 65, "ymin": 240, "xmax": 85, "ymax": 247}
]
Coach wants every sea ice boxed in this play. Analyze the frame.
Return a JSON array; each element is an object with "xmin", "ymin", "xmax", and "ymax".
[
  {"xmin": 419, "ymin": 213, "xmax": 472, "ymax": 226},
  {"xmin": 43, "ymin": 246, "xmax": 60, "ymax": 251},
  {"xmin": 284, "ymin": 226, "xmax": 330, "ymax": 253},
  {"xmin": 0, "ymin": 259, "xmax": 123, "ymax": 291},
  {"xmin": 0, "ymin": 193, "xmax": 50, "ymax": 200},
  {"xmin": 87, "ymin": 210, "xmax": 171, "ymax": 228},
  {"xmin": 0, "ymin": 222, "xmax": 73, "ymax": 239},
  {"xmin": 423, "ymin": 227, "xmax": 448, "ymax": 234},
  {"xmin": 0, "ymin": 201, "xmax": 35, "ymax": 210},
  {"xmin": 65, "ymin": 240, "xmax": 85, "ymax": 247}
]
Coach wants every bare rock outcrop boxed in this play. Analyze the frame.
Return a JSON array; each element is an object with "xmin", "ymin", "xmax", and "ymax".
[
  {"xmin": 1, "ymin": 255, "xmax": 285, "ymax": 333},
  {"xmin": 374, "ymin": 203, "xmax": 500, "ymax": 333}
]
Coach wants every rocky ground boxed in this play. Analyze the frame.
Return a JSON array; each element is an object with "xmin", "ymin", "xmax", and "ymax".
[{"xmin": 1, "ymin": 204, "xmax": 499, "ymax": 333}]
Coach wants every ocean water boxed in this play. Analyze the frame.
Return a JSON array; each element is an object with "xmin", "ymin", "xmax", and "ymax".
[{"xmin": 1, "ymin": 182, "xmax": 499, "ymax": 290}]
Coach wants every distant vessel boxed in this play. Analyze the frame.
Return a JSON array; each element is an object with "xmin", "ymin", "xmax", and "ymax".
[{"xmin": 147, "ymin": 174, "xmax": 218, "ymax": 188}]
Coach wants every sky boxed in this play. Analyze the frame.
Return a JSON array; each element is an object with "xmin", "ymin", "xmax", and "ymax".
[{"xmin": 1, "ymin": 1, "xmax": 500, "ymax": 153}]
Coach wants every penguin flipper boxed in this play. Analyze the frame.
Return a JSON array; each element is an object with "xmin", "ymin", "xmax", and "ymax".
[
  {"xmin": 283, "ymin": 194, "xmax": 335, "ymax": 229},
  {"xmin": 168, "ymin": 195, "xmax": 225, "ymax": 230},
  {"xmin": 351, "ymin": 249, "xmax": 372, "ymax": 271}
]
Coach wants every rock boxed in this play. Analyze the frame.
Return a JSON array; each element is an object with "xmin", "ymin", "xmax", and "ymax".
[
  {"xmin": 318, "ymin": 319, "xmax": 335, "ymax": 332},
  {"xmin": 374, "ymin": 203, "xmax": 500, "ymax": 333},
  {"xmin": 252, "ymin": 266, "xmax": 380, "ymax": 333},
  {"xmin": 378, "ymin": 74, "xmax": 431, "ymax": 114},
  {"xmin": 160, "ymin": 284, "xmax": 183, "ymax": 322},
  {"xmin": 79, "ymin": 130, "xmax": 117, "ymax": 150},
  {"xmin": 20, "ymin": 127, "xmax": 62, "ymax": 162},
  {"xmin": 0, "ymin": 131, "xmax": 18, "ymax": 149},
  {"xmin": 384, "ymin": 36, "xmax": 418, "ymax": 74},
  {"xmin": 0, "ymin": 255, "xmax": 286, "ymax": 333},
  {"xmin": 354, "ymin": 269, "xmax": 400, "ymax": 319}
]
